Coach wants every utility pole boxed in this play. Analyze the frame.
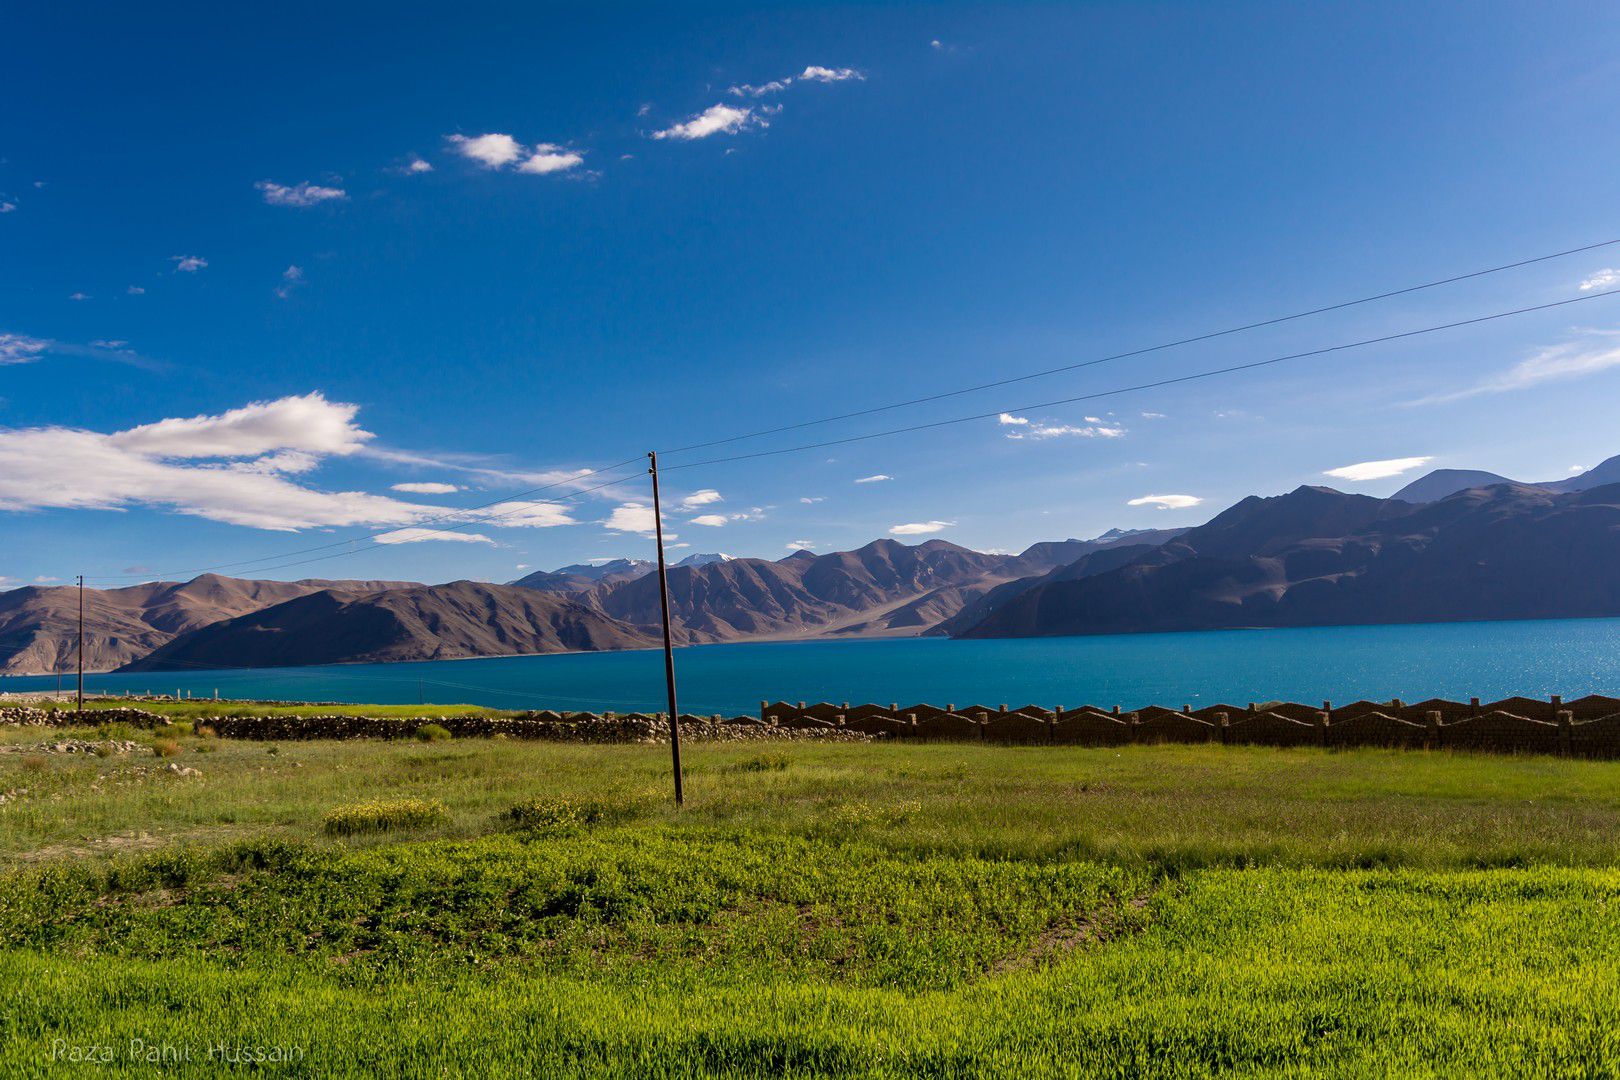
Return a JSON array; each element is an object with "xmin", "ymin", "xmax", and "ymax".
[
  {"xmin": 648, "ymin": 451, "xmax": 684, "ymax": 806},
  {"xmin": 76, "ymin": 574, "xmax": 84, "ymax": 715}
]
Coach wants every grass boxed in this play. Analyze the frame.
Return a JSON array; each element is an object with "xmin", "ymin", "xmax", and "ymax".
[{"xmin": 3, "ymin": 725, "xmax": 1620, "ymax": 1075}]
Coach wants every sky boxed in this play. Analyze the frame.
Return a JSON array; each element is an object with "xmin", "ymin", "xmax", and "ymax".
[{"xmin": 6, "ymin": 1, "xmax": 1620, "ymax": 588}]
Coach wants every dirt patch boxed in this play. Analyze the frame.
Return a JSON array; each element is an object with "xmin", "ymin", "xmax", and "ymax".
[{"xmin": 991, "ymin": 891, "xmax": 1155, "ymax": 975}]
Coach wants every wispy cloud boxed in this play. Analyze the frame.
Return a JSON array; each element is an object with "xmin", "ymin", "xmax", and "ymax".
[
  {"xmin": 1412, "ymin": 331, "xmax": 1620, "ymax": 405},
  {"xmin": 1005, "ymin": 420, "xmax": 1126, "ymax": 440},
  {"xmin": 0, "ymin": 201, "xmax": 15, "ymax": 214},
  {"xmin": 854, "ymin": 474, "xmax": 892, "ymax": 484},
  {"xmin": 275, "ymin": 265, "xmax": 303, "ymax": 300},
  {"xmin": 1127, "ymin": 494, "xmax": 1202, "ymax": 510},
  {"xmin": 799, "ymin": 496, "xmax": 825, "ymax": 504},
  {"xmin": 800, "ymin": 65, "xmax": 863, "ymax": 83},
  {"xmin": 0, "ymin": 333, "xmax": 48, "ymax": 365},
  {"xmin": 603, "ymin": 502, "xmax": 669, "ymax": 538},
  {"xmin": 256, "ymin": 180, "xmax": 347, "ymax": 207},
  {"xmin": 998, "ymin": 413, "xmax": 1029, "ymax": 426},
  {"xmin": 680, "ymin": 489, "xmax": 722, "ymax": 508},
  {"xmin": 127, "ymin": 285, "xmax": 145, "ymax": 296},
  {"xmin": 729, "ymin": 64, "xmax": 864, "ymax": 97},
  {"xmin": 786, "ymin": 540, "xmax": 816, "ymax": 551},
  {"xmin": 651, "ymin": 104, "xmax": 765, "ymax": 141},
  {"xmin": 0, "ymin": 393, "xmax": 587, "ymax": 534},
  {"xmin": 1580, "ymin": 269, "xmax": 1620, "ymax": 291},
  {"xmin": 375, "ymin": 527, "xmax": 494, "ymax": 546},
  {"xmin": 689, "ymin": 514, "xmax": 728, "ymax": 527},
  {"xmin": 391, "ymin": 482, "xmax": 461, "ymax": 495},
  {"xmin": 889, "ymin": 520, "xmax": 952, "ymax": 535},
  {"xmin": 447, "ymin": 133, "xmax": 584, "ymax": 175},
  {"xmin": 1323, "ymin": 456, "xmax": 1432, "ymax": 482},
  {"xmin": 171, "ymin": 255, "xmax": 207, "ymax": 273}
]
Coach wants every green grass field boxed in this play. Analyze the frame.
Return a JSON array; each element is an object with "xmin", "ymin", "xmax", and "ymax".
[{"xmin": 3, "ymin": 719, "xmax": 1619, "ymax": 1076}]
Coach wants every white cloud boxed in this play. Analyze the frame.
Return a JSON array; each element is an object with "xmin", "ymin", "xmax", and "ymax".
[
  {"xmin": 0, "ymin": 333, "xmax": 48, "ymax": 365},
  {"xmin": 476, "ymin": 501, "xmax": 577, "ymax": 528},
  {"xmin": 690, "ymin": 514, "xmax": 729, "ymax": 527},
  {"xmin": 1414, "ymin": 332, "xmax": 1620, "ymax": 404},
  {"xmin": 998, "ymin": 413, "xmax": 1029, "ymax": 426},
  {"xmin": 391, "ymin": 482, "xmax": 462, "ymax": 495},
  {"xmin": 405, "ymin": 156, "xmax": 434, "ymax": 174},
  {"xmin": 786, "ymin": 540, "xmax": 816, "ymax": 551},
  {"xmin": 171, "ymin": 255, "xmax": 207, "ymax": 273},
  {"xmin": 275, "ymin": 265, "xmax": 304, "ymax": 300},
  {"xmin": 680, "ymin": 489, "xmax": 723, "ymax": 507},
  {"xmin": 109, "ymin": 392, "xmax": 372, "ymax": 459},
  {"xmin": 447, "ymin": 134, "xmax": 582, "ymax": 175},
  {"xmin": 516, "ymin": 145, "xmax": 585, "ymax": 175},
  {"xmin": 1127, "ymin": 494, "xmax": 1203, "ymax": 510},
  {"xmin": 1006, "ymin": 422, "xmax": 1126, "ymax": 441},
  {"xmin": 1323, "ymin": 456, "xmax": 1433, "ymax": 482},
  {"xmin": 127, "ymin": 285, "xmax": 145, "ymax": 295},
  {"xmin": 1084, "ymin": 416, "xmax": 1103, "ymax": 424},
  {"xmin": 1140, "ymin": 411, "xmax": 1166, "ymax": 420},
  {"xmin": 604, "ymin": 503, "xmax": 662, "ymax": 536},
  {"xmin": 652, "ymin": 104, "xmax": 764, "ymax": 141},
  {"xmin": 800, "ymin": 65, "xmax": 863, "ymax": 83},
  {"xmin": 799, "ymin": 496, "xmax": 825, "ymax": 504},
  {"xmin": 855, "ymin": 474, "xmax": 892, "ymax": 484},
  {"xmin": 930, "ymin": 39, "xmax": 944, "ymax": 49},
  {"xmin": 0, "ymin": 393, "xmax": 593, "ymax": 534},
  {"xmin": 69, "ymin": 292, "xmax": 90, "ymax": 301},
  {"xmin": 889, "ymin": 520, "xmax": 953, "ymax": 535},
  {"xmin": 729, "ymin": 78, "xmax": 793, "ymax": 97},
  {"xmin": 447, "ymin": 133, "xmax": 524, "ymax": 167},
  {"xmin": 375, "ymin": 527, "xmax": 494, "ymax": 546},
  {"xmin": 256, "ymin": 180, "xmax": 347, "ymax": 207},
  {"xmin": 1580, "ymin": 269, "xmax": 1620, "ymax": 291},
  {"xmin": 1570, "ymin": 465, "xmax": 1587, "ymax": 474},
  {"xmin": 0, "ymin": 202, "xmax": 15, "ymax": 213}
]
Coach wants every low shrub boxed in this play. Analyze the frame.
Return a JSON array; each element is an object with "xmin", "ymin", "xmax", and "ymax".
[
  {"xmin": 415, "ymin": 723, "xmax": 452, "ymax": 743},
  {"xmin": 169, "ymin": 721, "xmax": 194, "ymax": 738},
  {"xmin": 504, "ymin": 797, "xmax": 610, "ymax": 832},
  {"xmin": 323, "ymin": 798, "xmax": 446, "ymax": 837},
  {"xmin": 733, "ymin": 752, "xmax": 791, "ymax": 773},
  {"xmin": 152, "ymin": 740, "xmax": 182, "ymax": 758},
  {"xmin": 20, "ymin": 754, "xmax": 48, "ymax": 773}
]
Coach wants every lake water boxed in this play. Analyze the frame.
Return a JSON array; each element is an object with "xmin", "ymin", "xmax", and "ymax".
[{"xmin": 8, "ymin": 618, "xmax": 1620, "ymax": 715}]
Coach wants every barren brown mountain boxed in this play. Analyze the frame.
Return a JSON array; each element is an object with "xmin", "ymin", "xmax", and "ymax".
[
  {"xmin": 124, "ymin": 581, "xmax": 669, "ymax": 670},
  {"xmin": 0, "ymin": 574, "xmax": 416, "ymax": 676}
]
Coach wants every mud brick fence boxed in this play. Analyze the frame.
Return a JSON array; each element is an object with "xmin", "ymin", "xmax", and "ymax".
[
  {"xmin": 6, "ymin": 695, "xmax": 1620, "ymax": 756},
  {"xmin": 758, "ymin": 695, "xmax": 1620, "ymax": 757}
]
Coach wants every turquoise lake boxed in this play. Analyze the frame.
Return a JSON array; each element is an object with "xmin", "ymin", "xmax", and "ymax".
[{"xmin": 8, "ymin": 617, "xmax": 1620, "ymax": 715}]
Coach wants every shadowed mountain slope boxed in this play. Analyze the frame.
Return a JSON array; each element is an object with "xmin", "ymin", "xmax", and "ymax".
[
  {"xmin": 124, "ymin": 581, "xmax": 668, "ymax": 670},
  {"xmin": 959, "ymin": 483, "xmax": 1620, "ymax": 638},
  {"xmin": 0, "ymin": 574, "xmax": 417, "ymax": 675}
]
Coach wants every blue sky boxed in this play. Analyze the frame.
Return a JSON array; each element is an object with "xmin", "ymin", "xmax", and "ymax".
[{"xmin": 6, "ymin": 1, "xmax": 1620, "ymax": 587}]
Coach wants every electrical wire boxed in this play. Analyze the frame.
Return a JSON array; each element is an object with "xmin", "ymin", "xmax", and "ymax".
[
  {"xmin": 662, "ymin": 286, "xmax": 1620, "ymax": 472},
  {"xmin": 658, "ymin": 236, "xmax": 1620, "ymax": 456}
]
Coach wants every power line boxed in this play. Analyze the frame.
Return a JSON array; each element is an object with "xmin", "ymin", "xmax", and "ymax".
[
  {"xmin": 662, "ymin": 286, "xmax": 1620, "ymax": 472},
  {"xmin": 72, "ymin": 235, "xmax": 1620, "ymax": 587},
  {"xmin": 658, "ymin": 236, "xmax": 1620, "ymax": 456}
]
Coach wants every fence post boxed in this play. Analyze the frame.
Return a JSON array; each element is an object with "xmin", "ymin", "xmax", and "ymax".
[
  {"xmin": 1316, "ymin": 711, "xmax": 1329, "ymax": 747},
  {"xmin": 1558, "ymin": 710, "xmax": 1572, "ymax": 756},
  {"xmin": 1215, "ymin": 711, "xmax": 1229, "ymax": 745},
  {"xmin": 1427, "ymin": 710, "xmax": 1442, "ymax": 750}
]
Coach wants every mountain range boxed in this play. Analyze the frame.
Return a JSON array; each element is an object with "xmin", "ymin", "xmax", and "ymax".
[{"xmin": 6, "ymin": 454, "xmax": 1620, "ymax": 674}]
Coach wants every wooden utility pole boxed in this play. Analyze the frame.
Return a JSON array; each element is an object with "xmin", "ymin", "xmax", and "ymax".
[
  {"xmin": 648, "ymin": 451, "xmax": 684, "ymax": 805},
  {"xmin": 76, "ymin": 575, "xmax": 84, "ymax": 715}
]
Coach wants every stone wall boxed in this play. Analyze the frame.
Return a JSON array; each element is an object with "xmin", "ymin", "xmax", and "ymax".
[{"xmin": 758, "ymin": 695, "xmax": 1620, "ymax": 757}]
